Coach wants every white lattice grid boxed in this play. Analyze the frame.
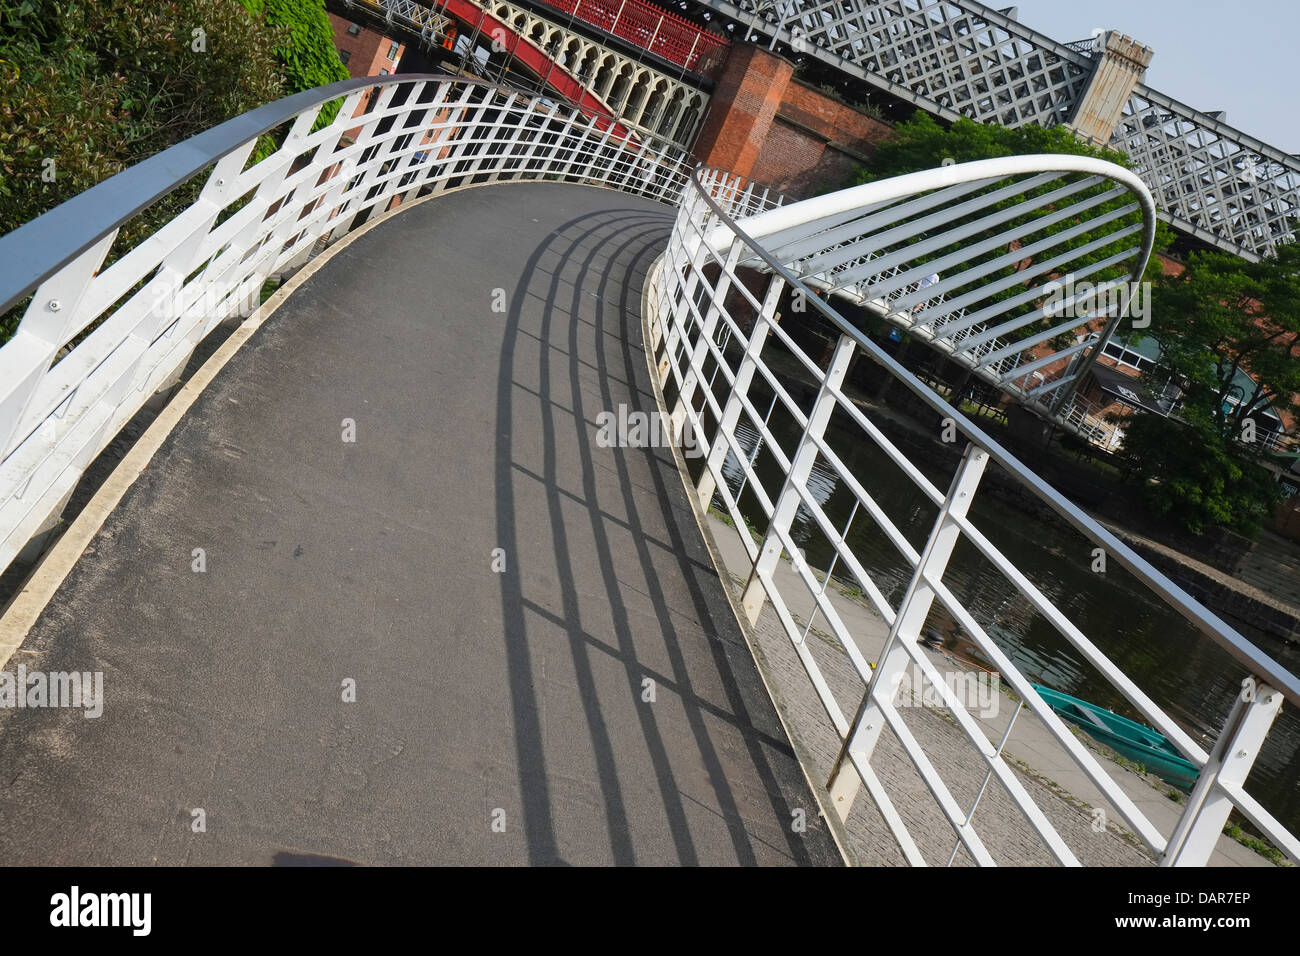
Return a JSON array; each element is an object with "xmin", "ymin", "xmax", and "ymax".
[{"xmin": 721, "ymin": 0, "xmax": 1092, "ymax": 127}]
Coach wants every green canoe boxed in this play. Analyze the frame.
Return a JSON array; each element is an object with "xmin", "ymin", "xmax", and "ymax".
[{"xmin": 1031, "ymin": 683, "xmax": 1200, "ymax": 791}]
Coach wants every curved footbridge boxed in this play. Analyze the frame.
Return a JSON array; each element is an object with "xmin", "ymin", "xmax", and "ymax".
[
  {"xmin": 0, "ymin": 183, "xmax": 840, "ymax": 865},
  {"xmin": 2, "ymin": 76, "xmax": 1297, "ymax": 867}
]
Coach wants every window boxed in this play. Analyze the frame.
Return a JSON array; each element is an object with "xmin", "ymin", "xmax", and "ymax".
[
  {"xmin": 1102, "ymin": 340, "xmax": 1155, "ymax": 373},
  {"xmin": 339, "ymin": 49, "xmax": 351, "ymax": 65},
  {"xmin": 347, "ymin": 23, "xmax": 361, "ymax": 35},
  {"xmin": 380, "ymin": 68, "xmax": 389, "ymax": 75},
  {"xmin": 387, "ymin": 41, "xmax": 400, "ymax": 60}
]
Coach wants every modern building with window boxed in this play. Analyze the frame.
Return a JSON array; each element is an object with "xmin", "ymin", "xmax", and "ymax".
[{"xmin": 1074, "ymin": 330, "xmax": 1294, "ymax": 455}]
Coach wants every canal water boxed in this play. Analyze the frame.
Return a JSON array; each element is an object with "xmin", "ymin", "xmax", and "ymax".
[{"xmin": 717, "ymin": 385, "xmax": 1300, "ymax": 839}]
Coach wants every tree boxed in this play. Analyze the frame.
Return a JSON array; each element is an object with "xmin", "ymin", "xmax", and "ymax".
[
  {"xmin": 0, "ymin": 0, "xmax": 352, "ymax": 342},
  {"xmin": 0, "ymin": 0, "xmax": 285, "ymax": 237},
  {"xmin": 1147, "ymin": 242, "xmax": 1300, "ymax": 442},
  {"xmin": 1113, "ymin": 242, "xmax": 1299, "ymax": 536},
  {"xmin": 1118, "ymin": 413, "xmax": 1281, "ymax": 536},
  {"xmin": 860, "ymin": 112, "xmax": 1130, "ymax": 182},
  {"xmin": 242, "ymin": 0, "xmax": 350, "ymax": 126}
]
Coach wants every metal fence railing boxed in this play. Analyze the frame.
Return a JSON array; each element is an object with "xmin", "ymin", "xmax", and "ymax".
[
  {"xmin": 4, "ymin": 71, "xmax": 1298, "ymax": 866},
  {"xmin": 0, "ymin": 75, "xmax": 697, "ymax": 579},
  {"xmin": 645, "ymin": 162, "xmax": 1300, "ymax": 865}
]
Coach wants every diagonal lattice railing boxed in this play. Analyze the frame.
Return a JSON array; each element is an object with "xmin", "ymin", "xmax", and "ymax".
[
  {"xmin": 0, "ymin": 75, "xmax": 706, "ymax": 579},
  {"xmin": 339, "ymin": 0, "xmax": 714, "ymax": 150}
]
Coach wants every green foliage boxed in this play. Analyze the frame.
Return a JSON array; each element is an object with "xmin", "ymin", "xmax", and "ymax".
[
  {"xmin": 860, "ymin": 113, "xmax": 1131, "ymax": 182},
  {"xmin": 0, "ymin": 0, "xmax": 353, "ymax": 343},
  {"xmin": 0, "ymin": 0, "xmax": 287, "ymax": 340},
  {"xmin": 1117, "ymin": 241, "xmax": 1299, "ymax": 537},
  {"xmin": 0, "ymin": 0, "xmax": 284, "ymax": 236},
  {"xmin": 243, "ymin": 0, "xmax": 349, "ymax": 127},
  {"xmin": 1118, "ymin": 412, "xmax": 1282, "ymax": 536},
  {"xmin": 850, "ymin": 113, "xmax": 1173, "ymax": 350},
  {"xmin": 1148, "ymin": 242, "xmax": 1300, "ymax": 440}
]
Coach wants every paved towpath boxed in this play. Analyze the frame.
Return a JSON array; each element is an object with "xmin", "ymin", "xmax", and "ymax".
[{"xmin": 0, "ymin": 184, "xmax": 839, "ymax": 866}]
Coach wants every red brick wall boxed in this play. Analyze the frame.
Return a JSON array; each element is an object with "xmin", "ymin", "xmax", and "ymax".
[
  {"xmin": 749, "ymin": 118, "xmax": 828, "ymax": 196},
  {"xmin": 691, "ymin": 45, "xmax": 793, "ymax": 180},
  {"xmin": 780, "ymin": 81, "xmax": 893, "ymax": 158},
  {"xmin": 694, "ymin": 46, "xmax": 893, "ymax": 198}
]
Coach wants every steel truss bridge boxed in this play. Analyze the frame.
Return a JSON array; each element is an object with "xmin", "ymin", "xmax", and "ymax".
[
  {"xmin": 0, "ymin": 75, "xmax": 1296, "ymax": 867},
  {"xmin": 359, "ymin": 0, "xmax": 1299, "ymax": 261},
  {"xmin": 689, "ymin": 0, "xmax": 1300, "ymax": 261}
]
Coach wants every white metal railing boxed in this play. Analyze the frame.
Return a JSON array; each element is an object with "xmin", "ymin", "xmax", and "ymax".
[
  {"xmin": 1059, "ymin": 392, "xmax": 1123, "ymax": 452},
  {"xmin": 4, "ymin": 71, "xmax": 1297, "ymax": 867},
  {"xmin": 646, "ymin": 162, "xmax": 1300, "ymax": 866},
  {"xmin": 723, "ymin": 155, "xmax": 1160, "ymax": 416},
  {"xmin": 0, "ymin": 75, "xmax": 699, "ymax": 577}
]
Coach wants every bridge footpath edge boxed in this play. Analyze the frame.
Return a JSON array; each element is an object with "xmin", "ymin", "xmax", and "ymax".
[
  {"xmin": 0, "ymin": 185, "xmax": 425, "ymax": 662},
  {"xmin": 637, "ymin": 252, "xmax": 857, "ymax": 867}
]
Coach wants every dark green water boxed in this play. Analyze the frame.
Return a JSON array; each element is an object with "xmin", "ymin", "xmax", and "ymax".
[{"xmin": 717, "ymin": 385, "xmax": 1300, "ymax": 839}]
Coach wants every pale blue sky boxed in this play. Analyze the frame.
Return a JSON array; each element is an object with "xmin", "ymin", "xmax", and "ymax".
[{"xmin": 1013, "ymin": 0, "xmax": 1298, "ymax": 152}]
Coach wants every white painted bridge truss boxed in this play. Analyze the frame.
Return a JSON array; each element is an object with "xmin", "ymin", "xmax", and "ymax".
[{"xmin": 720, "ymin": 154, "xmax": 1159, "ymax": 414}]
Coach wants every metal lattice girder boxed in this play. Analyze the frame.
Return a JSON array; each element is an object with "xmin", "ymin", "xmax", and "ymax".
[
  {"xmin": 691, "ymin": 0, "xmax": 1300, "ymax": 258},
  {"xmin": 698, "ymin": 0, "xmax": 1094, "ymax": 127},
  {"xmin": 697, "ymin": 153, "xmax": 1157, "ymax": 413},
  {"xmin": 1111, "ymin": 85, "xmax": 1300, "ymax": 261}
]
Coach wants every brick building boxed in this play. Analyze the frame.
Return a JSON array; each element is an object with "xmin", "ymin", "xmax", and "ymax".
[{"xmin": 328, "ymin": 14, "xmax": 405, "ymax": 79}]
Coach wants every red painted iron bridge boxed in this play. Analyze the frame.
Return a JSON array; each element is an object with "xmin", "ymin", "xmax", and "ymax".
[{"xmin": 533, "ymin": 0, "xmax": 729, "ymax": 75}]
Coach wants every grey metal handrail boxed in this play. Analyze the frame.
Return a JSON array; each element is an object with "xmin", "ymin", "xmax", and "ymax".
[
  {"xmin": 0, "ymin": 75, "xmax": 695, "ymax": 581},
  {"xmin": 0, "ymin": 72, "xmax": 662, "ymax": 316},
  {"xmin": 1, "ymin": 76, "xmax": 413, "ymax": 316}
]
